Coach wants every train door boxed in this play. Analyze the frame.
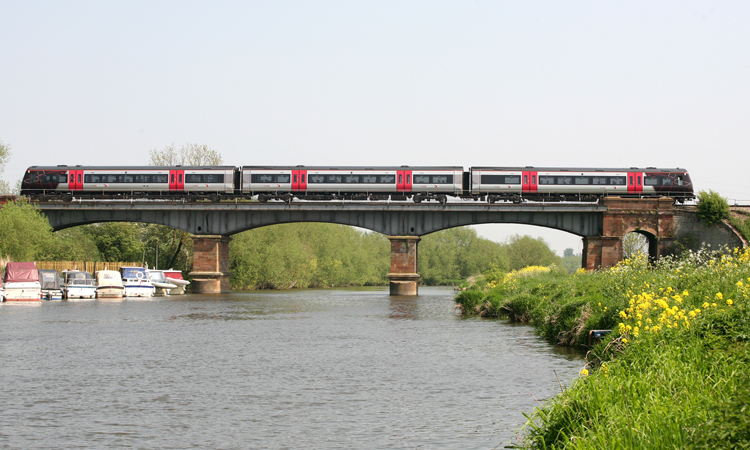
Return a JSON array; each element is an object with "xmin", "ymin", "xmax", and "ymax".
[
  {"xmin": 292, "ymin": 169, "xmax": 307, "ymax": 192},
  {"xmin": 69, "ymin": 170, "xmax": 83, "ymax": 191},
  {"xmin": 396, "ymin": 170, "xmax": 413, "ymax": 193},
  {"xmin": 627, "ymin": 172, "xmax": 643, "ymax": 195},
  {"xmin": 522, "ymin": 171, "xmax": 537, "ymax": 194},
  {"xmin": 169, "ymin": 170, "xmax": 184, "ymax": 192}
]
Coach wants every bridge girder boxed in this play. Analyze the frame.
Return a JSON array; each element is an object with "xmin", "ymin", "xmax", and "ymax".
[{"xmin": 38, "ymin": 202, "xmax": 606, "ymax": 237}]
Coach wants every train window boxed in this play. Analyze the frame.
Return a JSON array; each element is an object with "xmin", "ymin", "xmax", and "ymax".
[
  {"xmin": 171, "ymin": 174, "xmax": 174, "ymax": 184},
  {"xmin": 676, "ymin": 176, "xmax": 683, "ymax": 186},
  {"xmin": 78, "ymin": 174, "xmax": 82, "ymax": 183},
  {"xmin": 414, "ymin": 175, "xmax": 430, "ymax": 184},
  {"xmin": 610, "ymin": 177, "xmax": 626, "ymax": 185},
  {"xmin": 532, "ymin": 175, "xmax": 536, "ymax": 185},
  {"xmin": 644, "ymin": 176, "xmax": 659, "ymax": 186},
  {"xmin": 558, "ymin": 177, "xmax": 573, "ymax": 185},
  {"xmin": 293, "ymin": 174, "xmax": 297, "ymax": 184},
  {"xmin": 309, "ymin": 175, "xmax": 325, "ymax": 183},
  {"xmin": 539, "ymin": 176, "xmax": 555, "ymax": 185},
  {"xmin": 345, "ymin": 175, "xmax": 360, "ymax": 183},
  {"xmin": 480, "ymin": 175, "xmax": 503, "ymax": 184},
  {"xmin": 433, "ymin": 175, "xmax": 451, "ymax": 184},
  {"xmin": 186, "ymin": 174, "xmax": 199, "ymax": 183},
  {"xmin": 302, "ymin": 174, "xmax": 306, "ymax": 183},
  {"xmin": 252, "ymin": 174, "xmax": 273, "ymax": 183},
  {"xmin": 575, "ymin": 177, "xmax": 589, "ymax": 185},
  {"xmin": 504, "ymin": 176, "xmax": 520, "ymax": 184},
  {"xmin": 276, "ymin": 174, "xmax": 290, "ymax": 183},
  {"xmin": 406, "ymin": 174, "xmax": 411, "ymax": 184},
  {"xmin": 637, "ymin": 176, "xmax": 641, "ymax": 186},
  {"xmin": 629, "ymin": 176, "xmax": 633, "ymax": 185},
  {"xmin": 379, "ymin": 175, "xmax": 395, "ymax": 184},
  {"xmin": 178, "ymin": 174, "xmax": 183, "ymax": 184},
  {"xmin": 85, "ymin": 175, "xmax": 97, "ymax": 183},
  {"xmin": 592, "ymin": 177, "xmax": 607, "ymax": 185},
  {"xmin": 70, "ymin": 174, "xmax": 74, "ymax": 183},
  {"xmin": 398, "ymin": 174, "xmax": 403, "ymax": 184},
  {"xmin": 362, "ymin": 175, "xmax": 377, "ymax": 183},
  {"xmin": 124, "ymin": 175, "xmax": 133, "ymax": 183},
  {"xmin": 327, "ymin": 175, "xmax": 343, "ymax": 183},
  {"xmin": 524, "ymin": 175, "xmax": 528, "ymax": 185}
]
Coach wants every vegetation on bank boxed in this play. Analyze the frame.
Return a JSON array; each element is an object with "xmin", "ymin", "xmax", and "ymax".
[{"xmin": 456, "ymin": 249, "xmax": 750, "ymax": 448}]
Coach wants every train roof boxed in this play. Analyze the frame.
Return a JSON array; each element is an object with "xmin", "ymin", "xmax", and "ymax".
[
  {"xmin": 26, "ymin": 165, "xmax": 236, "ymax": 171},
  {"xmin": 470, "ymin": 167, "xmax": 690, "ymax": 173},
  {"xmin": 241, "ymin": 166, "xmax": 463, "ymax": 171}
]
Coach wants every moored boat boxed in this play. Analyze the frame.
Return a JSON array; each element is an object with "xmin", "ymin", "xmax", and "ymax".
[
  {"xmin": 147, "ymin": 270, "xmax": 177, "ymax": 296},
  {"xmin": 4, "ymin": 262, "xmax": 42, "ymax": 301},
  {"xmin": 62, "ymin": 270, "xmax": 97, "ymax": 300},
  {"xmin": 120, "ymin": 267, "xmax": 155, "ymax": 298},
  {"xmin": 162, "ymin": 269, "xmax": 190, "ymax": 294},
  {"xmin": 96, "ymin": 270, "xmax": 125, "ymax": 299},
  {"xmin": 38, "ymin": 269, "xmax": 63, "ymax": 300}
]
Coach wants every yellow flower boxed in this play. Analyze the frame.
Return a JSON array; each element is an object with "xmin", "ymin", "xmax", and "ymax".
[
  {"xmin": 622, "ymin": 338, "xmax": 629, "ymax": 344},
  {"xmin": 727, "ymin": 299, "xmax": 734, "ymax": 306},
  {"xmin": 716, "ymin": 292, "xmax": 724, "ymax": 300},
  {"xmin": 580, "ymin": 368, "xmax": 589, "ymax": 377}
]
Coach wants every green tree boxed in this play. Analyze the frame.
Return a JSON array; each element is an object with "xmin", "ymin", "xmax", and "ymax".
[
  {"xmin": 82, "ymin": 223, "xmax": 145, "ymax": 262},
  {"xmin": 0, "ymin": 200, "xmax": 56, "ymax": 261},
  {"xmin": 622, "ymin": 231, "xmax": 649, "ymax": 258},
  {"xmin": 149, "ymin": 143, "xmax": 223, "ymax": 166},
  {"xmin": 503, "ymin": 234, "xmax": 562, "ymax": 271},
  {"xmin": 696, "ymin": 189, "xmax": 730, "ymax": 226},
  {"xmin": 0, "ymin": 139, "xmax": 12, "ymax": 194}
]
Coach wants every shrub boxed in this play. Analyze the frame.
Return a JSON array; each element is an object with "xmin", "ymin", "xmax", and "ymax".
[{"xmin": 696, "ymin": 189, "xmax": 730, "ymax": 226}]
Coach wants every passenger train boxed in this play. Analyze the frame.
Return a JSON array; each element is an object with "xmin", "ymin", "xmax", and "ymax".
[{"xmin": 20, "ymin": 165, "xmax": 694, "ymax": 203}]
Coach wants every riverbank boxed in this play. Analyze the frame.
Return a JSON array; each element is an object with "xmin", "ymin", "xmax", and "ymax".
[{"xmin": 456, "ymin": 249, "xmax": 750, "ymax": 448}]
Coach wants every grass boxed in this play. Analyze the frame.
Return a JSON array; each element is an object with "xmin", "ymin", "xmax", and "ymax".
[{"xmin": 456, "ymin": 248, "xmax": 750, "ymax": 449}]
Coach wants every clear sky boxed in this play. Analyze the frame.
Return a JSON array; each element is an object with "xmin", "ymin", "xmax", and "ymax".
[{"xmin": 2, "ymin": 1, "xmax": 748, "ymax": 255}]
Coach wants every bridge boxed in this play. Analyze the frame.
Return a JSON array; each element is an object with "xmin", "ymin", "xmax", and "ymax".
[{"xmin": 35, "ymin": 197, "xmax": 718, "ymax": 295}]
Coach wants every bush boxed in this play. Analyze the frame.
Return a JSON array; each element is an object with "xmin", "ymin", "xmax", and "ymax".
[{"xmin": 697, "ymin": 189, "xmax": 730, "ymax": 226}]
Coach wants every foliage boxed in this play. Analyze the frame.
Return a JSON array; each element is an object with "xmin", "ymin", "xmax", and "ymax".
[
  {"xmin": 457, "ymin": 247, "xmax": 750, "ymax": 448},
  {"xmin": 696, "ymin": 189, "xmax": 730, "ymax": 226},
  {"xmin": 622, "ymin": 231, "xmax": 648, "ymax": 258},
  {"xmin": 419, "ymin": 227, "xmax": 507, "ymax": 285},
  {"xmin": 0, "ymin": 199, "xmax": 57, "ymax": 261},
  {"xmin": 229, "ymin": 223, "xmax": 389, "ymax": 290},
  {"xmin": 149, "ymin": 143, "xmax": 223, "ymax": 166},
  {"xmin": 503, "ymin": 234, "xmax": 562, "ymax": 271},
  {"xmin": 81, "ymin": 222, "xmax": 146, "ymax": 262},
  {"xmin": 0, "ymin": 139, "xmax": 11, "ymax": 193},
  {"xmin": 729, "ymin": 209, "xmax": 750, "ymax": 243}
]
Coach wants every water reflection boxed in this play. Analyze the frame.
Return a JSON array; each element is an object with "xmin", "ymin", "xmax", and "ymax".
[{"xmin": 0, "ymin": 287, "xmax": 583, "ymax": 450}]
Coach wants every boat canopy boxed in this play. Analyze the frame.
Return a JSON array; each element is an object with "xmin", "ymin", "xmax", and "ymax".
[
  {"xmin": 96, "ymin": 270, "xmax": 123, "ymax": 287},
  {"xmin": 148, "ymin": 271, "xmax": 169, "ymax": 283},
  {"xmin": 163, "ymin": 270, "xmax": 185, "ymax": 280},
  {"xmin": 121, "ymin": 267, "xmax": 147, "ymax": 280},
  {"xmin": 63, "ymin": 271, "xmax": 94, "ymax": 285},
  {"xmin": 4, "ymin": 262, "xmax": 39, "ymax": 284},
  {"xmin": 38, "ymin": 269, "xmax": 62, "ymax": 290}
]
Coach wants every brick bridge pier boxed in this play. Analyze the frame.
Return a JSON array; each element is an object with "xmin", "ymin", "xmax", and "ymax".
[{"xmin": 186, "ymin": 197, "xmax": 679, "ymax": 295}]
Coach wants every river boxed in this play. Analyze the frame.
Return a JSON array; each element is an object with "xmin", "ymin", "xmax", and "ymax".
[{"xmin": 0, "ymin": 287, "xmax": 583, "ymax": 449}]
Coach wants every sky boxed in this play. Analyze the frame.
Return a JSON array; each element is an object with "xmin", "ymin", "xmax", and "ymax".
[{"xmin": 1, "ymin": 1, "xmax": 749, "ymax": 255}]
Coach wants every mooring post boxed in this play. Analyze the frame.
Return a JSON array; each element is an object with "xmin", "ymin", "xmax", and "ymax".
[
  {"xmin": 189, "ymin": 235, "xmax": 232, "ymax": 293},
  {"xmin": 386, "ymin": 236, "xmax": 421, "ymax": 296}
]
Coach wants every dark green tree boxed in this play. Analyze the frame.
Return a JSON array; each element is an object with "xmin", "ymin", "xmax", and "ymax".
[{"xmin": 696, "ymin": 190, "xmax": 730, "ymax": 226}]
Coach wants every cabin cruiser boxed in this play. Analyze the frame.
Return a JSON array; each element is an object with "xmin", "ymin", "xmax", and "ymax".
[
  {"xmin": 62, "ymin": 270, "xmax": 97, "ymax": 300},
  {"xmin": 147, "ymin": 270, "xmax": 177, "ymax": 296},
  {"xmin": 96, "ymin": 270, "xmax": 125, "ymax": 299},
  {"xmin": 120, "ymin": 267, "xmax": 155, "ymax": 298},
  {"xmin": 162, "ymin": 269, "xmax": 190, "ymax": 294},
  {"xmin": 38, "ymin": 269, "xmax": 63, "ymax": 300},
  {"xmin": 4, "ymin": 262, "xmax": 42, "ymax": 301}
]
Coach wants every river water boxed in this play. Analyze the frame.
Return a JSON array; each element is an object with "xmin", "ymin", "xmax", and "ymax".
[{"xmin": 0, "ymin": 287, "xmax": 582, "ymax": 449}]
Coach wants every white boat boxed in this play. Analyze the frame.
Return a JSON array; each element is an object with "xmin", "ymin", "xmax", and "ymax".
[
  {"xmin": 62, "ymin": 270, "xmax": 97, "ymax": 300},
  {"xmin": 38, "ymin": 269, "xmax": 63, "ymax": 300},
  {"xmin": 162, "ymin": 269, "xmax": 190, "ymax": 295},
  {"xmin": 96, "ymin": 270, "xmax": 125, "ymax": 299},
  {"xmin": 4, "ymin": 262, "xmax": 42, "ymax": 301},
  {"xmin": 120, "ymin": 267, "xmax": 155, "ymax": 298},
  {"xmin": 147, "ymin": 270, "xmax": 177, "ymax": 296}
]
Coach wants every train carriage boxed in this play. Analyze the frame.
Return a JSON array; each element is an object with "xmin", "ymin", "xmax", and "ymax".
[
  {"xmin": 241, "ymin": 166, "xmax": 463, "ymax": 202},
  {"xmin": 20, "ymin": 166, "xmax": 235, "ymax": 197},
  {"xmin": 471, "ymin": 167, "xmax": 693, "ymax": 203}
]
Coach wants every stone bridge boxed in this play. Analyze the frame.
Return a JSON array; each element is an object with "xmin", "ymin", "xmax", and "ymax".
[{"xmin": 35, "ymin": 197, "xmax": 744, "ymax": 295}]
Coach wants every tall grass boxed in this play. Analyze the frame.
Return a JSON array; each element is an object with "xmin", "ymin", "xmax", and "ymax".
[{"xmin": 456, "ymin": 248, "xmax": 750, "ymax": 448}]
